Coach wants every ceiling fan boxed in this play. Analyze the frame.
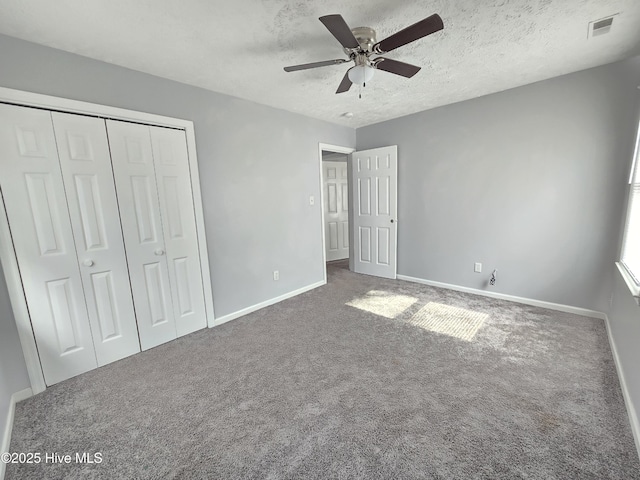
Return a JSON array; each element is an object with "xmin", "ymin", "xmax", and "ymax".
[{"xmin": 283, "ymin": 13, "xmax": 444, "ymax": 94}]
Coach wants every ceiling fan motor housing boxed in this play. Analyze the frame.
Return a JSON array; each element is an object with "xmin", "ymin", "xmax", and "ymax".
[{"xmin": 344, "ymin": 26, "xmax": 377, "ymax": 54}]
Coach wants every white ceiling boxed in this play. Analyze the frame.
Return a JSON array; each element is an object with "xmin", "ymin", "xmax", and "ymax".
[{"xmin": 1, "ymin": 1, "xmax": 639, "ymax": 128}]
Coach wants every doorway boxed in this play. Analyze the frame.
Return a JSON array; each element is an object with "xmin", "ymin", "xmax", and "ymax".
[
  {"xmin": 318, "ymin": 143, "xmax": 399, "ymax": 283},
  {"xmin": 323, "ymin": 154, "xmax": 349, "ymax": 262},
  {"xmin": 319, "ymin": 143, "xmax": 354, "ymax": 282}
]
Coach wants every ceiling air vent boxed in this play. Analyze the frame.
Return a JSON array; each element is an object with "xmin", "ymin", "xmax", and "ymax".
[{"xmin": 588, "ymin": 15, "xmax": 617, "ymax": 38}]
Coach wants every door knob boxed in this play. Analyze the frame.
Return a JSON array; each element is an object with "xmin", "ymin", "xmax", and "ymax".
[
  {"xmin": 154, "ymin": 249, "xmax": 165, "ymax": 256},
  {"xmin": 83, "ymin": 259, "xmax": 94, "ymax": 267},
  {"xmin": 390, "ymin": 219, "xmax": 394, "ymax": 223}
]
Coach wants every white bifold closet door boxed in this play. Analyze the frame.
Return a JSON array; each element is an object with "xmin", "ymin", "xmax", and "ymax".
[
  {"xmin": 0, "ymin": 104, "xmax": 98, "ymax": 385},
  {"xmin": 150, "ymin": 127, "xmax": 207, "ymax": 337},
  {"xmin": 51, "ymin": 112, "xmax": 141, "ymax": 365},
  {"xmin": 107, "ymin": 120, "xmax": 206, "ymax": 350}
]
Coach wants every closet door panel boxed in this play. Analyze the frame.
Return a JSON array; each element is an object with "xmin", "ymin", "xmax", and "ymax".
[
  {"xmin": 52, "ymin": 112, "xmax": 141, "ymax": 365},
  {"xmin": 106, "ymin": 120, "xmax": 176, "ymax": 350},
  {"xmin": 150, "ymin": 127, "xmax": 207, "ymax": 336},
  {"xmin": 0, "ymin": 104, "xmax": 97, "ymax": 385}
]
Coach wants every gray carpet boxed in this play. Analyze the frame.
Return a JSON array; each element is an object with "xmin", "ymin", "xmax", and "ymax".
[{"xmin": 6, "ymin": 261, "xmax": 640, "ymax": 479}]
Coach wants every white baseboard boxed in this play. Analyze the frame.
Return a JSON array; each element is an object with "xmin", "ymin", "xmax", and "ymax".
[
  {"xmin": 604, "ymin": 316, "xmax": 640, "ymax": 459},
  {"xmin": 397, "ymin": 274, "xmax": 606, "ymax": 319},
  {"xmin": 1, "ymin": 387, "xmax": 33, "ymax": 480},
  {"xmin": 212, "ymin": 280, "xmax": 326, "ymax": 327}
]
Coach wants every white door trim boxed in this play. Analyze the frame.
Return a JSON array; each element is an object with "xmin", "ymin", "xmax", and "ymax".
[
  {"xmin": 0, "ymin": 87, "xmax": 194, "ymax": 129},
  {"xmin": 318, "ymin": 143, "xmax": 355, "ymax": 284},
  {"xmin": 0, "ymin": 200, "xmax": 46, "ymax": 394},
  {"xmin": 0, "ymin": 86, "xmax": 216, "ymax": 395}
]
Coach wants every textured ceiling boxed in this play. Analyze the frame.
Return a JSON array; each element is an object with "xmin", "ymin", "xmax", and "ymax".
[{"xmin": 1, "ymin": 1, "xmax": 639, "ymax": 127}]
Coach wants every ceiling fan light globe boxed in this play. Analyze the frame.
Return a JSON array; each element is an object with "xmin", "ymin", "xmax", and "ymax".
[{"xmin": 347, "ymin": 65, "xmax": 375, "ymax": 85}]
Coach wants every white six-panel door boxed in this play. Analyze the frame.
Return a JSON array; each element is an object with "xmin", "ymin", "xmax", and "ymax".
[
  {"xmin": 150, "ymin": 127, "xmax": 207, "ymax": 336},
  {"xmin": 323, "ymin": 160, "xmax": 349, "ymax": 261},
  {"xmin": 0, "ymin": 104, "xmax": 98, "ymax": 385},
  {"xmin": 351, "ymin": 146, "xmax": 398, "ymax": 279},
  {"xmin": 52, "ymin": 112, "xmax": 141, "ymax": 365},
  {"xmin": 107, "ymin": 120, "xmax": 177, "ymax": 350}
]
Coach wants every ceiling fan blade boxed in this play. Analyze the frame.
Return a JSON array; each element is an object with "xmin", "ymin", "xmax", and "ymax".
[
  {"xmin": 374, "ymin": 58, "xmax": 421, "ymax": 78},
  {"xmin": 319, "ymin": 14, "xmax": 360, "ymax": 50},
  {"xmin": 284, "ymin": 59, "xmax": 348, "ymax": 72},
  {"xmin": 336, "ymin": 70, "xmax": 352, "ymax": 94},
  {"xmin": 373, "ymin": 14, "xmax": 444, "ymax": 54}
]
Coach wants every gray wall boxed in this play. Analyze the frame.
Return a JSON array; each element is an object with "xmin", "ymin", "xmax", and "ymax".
[
  {"xmin": 0, "ymin": 34, "xmax": 355, "ymax": 318},
  {"xmin": 357, "ymin": 57, "xmax": 640, "ymax": 312},
  {"xmin": 0, "ymin": 262, "xmax": 30, "ymax": 444}
]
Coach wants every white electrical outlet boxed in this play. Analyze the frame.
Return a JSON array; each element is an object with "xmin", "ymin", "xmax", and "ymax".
[
  {"xmin": 474, "ymin": 262, "xmax": 482, "ymax": 273},
  {"xmin": 273, "ymin": 270, "xmax": 279, "ymax": 281}
]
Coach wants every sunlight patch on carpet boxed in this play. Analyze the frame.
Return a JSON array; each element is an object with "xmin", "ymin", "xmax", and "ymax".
[
  {"xmin": 408, "ymin": 302, "xmax": 488, "ymax": 341},
  {"xmin": 346, "ymin": 290, "xmax": 418, "ymax": 319}
]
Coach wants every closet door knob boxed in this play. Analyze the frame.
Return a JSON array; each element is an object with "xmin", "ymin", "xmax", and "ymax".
[
  {"xmin": 154, "ymin": 249, "xmax": 165, "ymax": 256},
  {"xmin": 83, "ymin": 259, "xmax": 94, "ymax": 267}
]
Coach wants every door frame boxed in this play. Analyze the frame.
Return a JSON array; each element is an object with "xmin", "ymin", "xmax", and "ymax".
[
  {"xmin": 318, "ymin": 143, "xmax": 355, "ymax": 284},
  {"xmin": 0, "ymin": 86, "xmax": 216, "ymax": 394}
]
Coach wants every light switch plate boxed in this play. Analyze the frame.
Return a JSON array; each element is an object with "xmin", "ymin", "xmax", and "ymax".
[{"xmin": 309, "ymin": 195, "xmax": 315, "ymax": 206}]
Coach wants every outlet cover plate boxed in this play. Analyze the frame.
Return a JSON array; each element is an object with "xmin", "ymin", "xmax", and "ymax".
[{"xmin": 474, "ymin": 263, "xmax": 482, "ymax": 273}]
